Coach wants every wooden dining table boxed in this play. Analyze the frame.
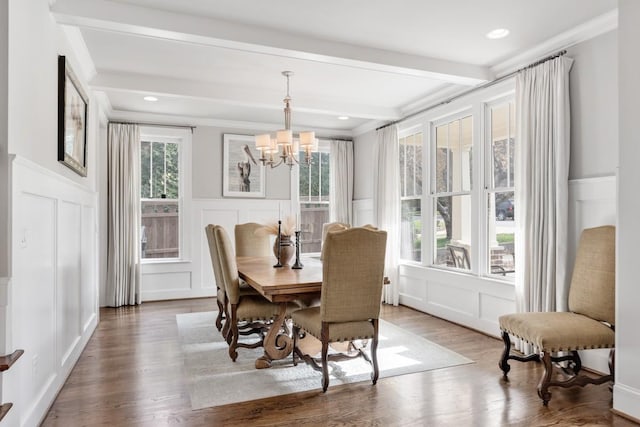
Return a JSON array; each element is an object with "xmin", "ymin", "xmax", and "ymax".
[{"xmin": 236, "ymin": 256, "xmax": 323, "ymax": 369}]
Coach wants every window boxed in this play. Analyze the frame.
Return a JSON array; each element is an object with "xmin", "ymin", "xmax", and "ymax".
[
  {"xmin": 432, "ymin": 115, "xmax": 473, "ymax": 270},
  {"xmin": 299, "ymin": 141, "xmax": 330, "ymax": 253},
  {"xmin": 399, "ymin": 132, "xmax": 423, "ymax": 261},
  {"xmin": 486, "ymin": 100, "xmax": 516, "ymax": 277},
  {"xmin": 140, "ymin": 130, "xmax": 189, "ymax": 260}
]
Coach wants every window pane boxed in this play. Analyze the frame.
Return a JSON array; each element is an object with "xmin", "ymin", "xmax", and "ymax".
[
  {"xmin": 299, "ymin": 160, "xmax": 309, "ymax": 199},
  {"xmin": 433, "ymin": 194, "xmax": 471, "ymax": 270},
  {"xmin": 309, "ymin": 152, "xmax": 320, "ymax": 201},
  {"xmin": 488, "ymin": 191, "xmax": 515, "ymax": 277},
  {"xmin": 165, "ymin": 142, "xmax": 179, "ymax": 198},
  {"xmin": 509, "ymin": 102, "xmax": 516, "ymax": 186},
  {"xmin": 141, "ymin": 200, "xmax": 179, "ymax": 259},
  {"xmin": 449, "ymin": 121, "xmax": 460, "ymax": 192},
  {"xmin": 399, "ymin": 138, "xmax": 406, "ymax": 197},
  {"xmin": 491, "ymin": 104, "xmax": 510, "ymax": 188},
  {"xmin": 461, "ymin": 116, "xmax": 472, "ymax": 192},
  {"xmin": 405, "ymin": 137, "xmax": 415, "ymax": 196},
  {"xmin": 415, "ymin": 134, "xmax": 423, "ymax": 195},
  {"xmin": 299, "ymin": 203, "xmax": 329, "ymax": 254},
  {"xmin": 141, "ymin": 140, "xmax": 151, "ymax": 198},
  {"xmin": 320, "ymin": 152, "xmax": 330, "ymax": 202},
  {"xmin": 401, "ymin": 198, "xmax": 421, "ymax": 261},
  {"xmin": 435, "ymin": 125, "xmax": 449, "ymax": 193},
  {"xmin": 151, "ymin": 142, "xmax": 166, "ymax": 198}
]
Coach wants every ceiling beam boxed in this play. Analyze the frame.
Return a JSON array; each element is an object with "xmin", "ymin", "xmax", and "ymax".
[
  {"xmin": 91, "ymin": 72, "xmax": 401, "ymax": 120},
  {"xmin": 51, "ymin": 0, "xmax": 492, "ymax": 86}
]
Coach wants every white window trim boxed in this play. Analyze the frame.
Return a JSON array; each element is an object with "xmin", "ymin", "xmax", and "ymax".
[{"xmin": 140, "ymin": 126, "xmax": 192, "ymax": 264}]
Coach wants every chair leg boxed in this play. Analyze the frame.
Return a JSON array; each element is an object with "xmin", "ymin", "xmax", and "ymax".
[
  {"xmin": 498, "ymin": 329, "xmax": 541, "ymax": 379},
  {"xmin": 538, "ymin": 352, "xmax": 553, "ymax": 405},
  {"xmin": 228, "ymin": 305, "xmax": 239, "ymax": 362},
  {"xmin": 215, "ymin": 298, "xmax": 224, "ymax": 331},
  {"xmin": 292, "ymin": 324, "xmax": 299, "ymax": 366},
  {"xmin": 321, "ymin": 323, "xmax": 330, "ymax": 392},
  {"xmin": 371, "ymin": 319, "xmax": 379, "ymax": 385},
  {"xmin": 499, "ymin": 330, "xmax": 512, "ymax": 377}
]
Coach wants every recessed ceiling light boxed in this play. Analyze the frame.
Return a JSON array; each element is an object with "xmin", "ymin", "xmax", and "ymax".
[
  {"xmin": 337, "ymin": 116, "xmax": 350, "ymax": 120},
  {"xmin": 143, "ymin": 96, "xmax": 158, "ymax": 102},
  {"xmin": 486, "ymin": 28, "xmax": 510, "ymax": 39}
]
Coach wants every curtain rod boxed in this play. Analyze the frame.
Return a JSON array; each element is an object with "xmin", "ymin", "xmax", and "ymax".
[
  {"xmin": 376, "ymin": 49, "xmax": 567, "ymax": 132},
  {"xmin": 108, "ymin": 121, "xmax": 195, "ymax": 132}
]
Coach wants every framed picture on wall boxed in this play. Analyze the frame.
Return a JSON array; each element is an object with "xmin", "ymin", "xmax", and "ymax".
[
  {"xmin": 223, "ymin": 134, "xmax": 266, "ymax": 198},
  {"xmin": 57, "ymin": 55, "xmax": 89, "ymax": 177}
]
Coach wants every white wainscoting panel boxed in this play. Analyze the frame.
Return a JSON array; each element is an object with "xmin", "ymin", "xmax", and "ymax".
[
  {"xmin": 568, "ymin": 175, "xmax": 616, "ymax": 374},
  {"xmin": 353, "ymin": 199, "xmax": 374, "ymax": 227},
  {"xmin": 399, "ymin": 263, "xmax": 515, "ymax": 336},
  {"xmin": 7, "ymin": 156, "xmax": 98, "ymax": 427},
  {"xmin": 141, "ymin": 198, "xmax": 291, "ymax": 301}
]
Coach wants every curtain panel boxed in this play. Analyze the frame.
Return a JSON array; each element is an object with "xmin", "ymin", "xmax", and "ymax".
[
  {"xmin": 374, "ymin": 126, "xmax": 400, "ymax": 305},
  {"xmin": 515, "ymin": 56, "xmax": 574, "ymax": 327},
  {"xmin": 329, "ymin": 139, "xmax": 354, "ymax": 224},
  {"xmin": 106, "ymin": 123, "xmax": 142, "ymax": 307}
]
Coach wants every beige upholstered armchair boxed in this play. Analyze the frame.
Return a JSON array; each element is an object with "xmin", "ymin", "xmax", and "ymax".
[
  {"xmin": 213, "ymin": 225, "xmax": 299, "ymax": 361},
  {"xmin": 498, "ymin": 225, "xmax": 615, "ymax": 405},
  {"xmin": 292, "ymin": 227, "xmax": 387, "ymax": 392},
  {"xmin": 235, "ymin": 222, "xmax": 271, "ymax": 257}
]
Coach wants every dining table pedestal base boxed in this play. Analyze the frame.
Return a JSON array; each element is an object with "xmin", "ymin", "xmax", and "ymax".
[{"xmin": 255, "ymin": 302, "xmax": 293, "ymax": 369}]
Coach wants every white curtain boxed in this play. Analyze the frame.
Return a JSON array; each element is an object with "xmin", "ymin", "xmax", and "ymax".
[
  {"xmin": 374, "ymin": 126, "xmax": 400, "ymax": 305},
  {"xmin": 515, "ymin": 56, "xmax": 573, "ymax": 330},
  {"xmin": 106, "ymin": 123, "xmax": 142, "ymax": 307},
  {"xmin": 329, "ymin": 139, "xmax": 354, "ymax": 224}
]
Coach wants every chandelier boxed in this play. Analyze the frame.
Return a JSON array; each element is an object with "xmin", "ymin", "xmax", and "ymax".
[{"xmin": 255, "ymin": 71, "xmax": 318, "ymax": 169}]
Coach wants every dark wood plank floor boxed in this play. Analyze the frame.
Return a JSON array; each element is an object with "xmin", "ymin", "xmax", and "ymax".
[{"xmin": 42, "ymin": 299, "xmax": 636, "ymax": 426}]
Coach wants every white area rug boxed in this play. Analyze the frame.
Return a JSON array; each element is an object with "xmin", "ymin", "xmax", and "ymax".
[{"xmin": 176, "ymin": 311, "xmax": 473, "ymax": 409}]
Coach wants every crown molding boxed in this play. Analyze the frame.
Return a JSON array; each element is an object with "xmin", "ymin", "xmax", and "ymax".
[
  {"xmin": 107, "ymin": 110, "xmax": 352, "ymax": 138},
  {"xmin": 61, "ymin": 25, "xmax": 97, "ymax": 83},
  {"xmin": 351, "ymin": 119, "xmax": 388, "ymax": 137},
  {"xmin": 492, "ymin": 9, "xmax": 618, "ymax": 77}
]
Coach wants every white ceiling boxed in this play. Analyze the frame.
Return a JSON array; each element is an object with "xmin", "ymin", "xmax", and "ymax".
[{"xmin": 52, "ymin": 0, "xmax": 617, "ymax": 136}]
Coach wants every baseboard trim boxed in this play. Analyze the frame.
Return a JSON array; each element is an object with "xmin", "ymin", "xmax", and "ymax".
[{"xmin": 613, "ymin": 383, "xmax": 640, "ymax": 421}]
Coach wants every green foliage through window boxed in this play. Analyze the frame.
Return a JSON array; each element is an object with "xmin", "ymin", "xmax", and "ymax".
[{"xmin": 141, "ymin": 140, "xmax": 179, "ymax": 199}]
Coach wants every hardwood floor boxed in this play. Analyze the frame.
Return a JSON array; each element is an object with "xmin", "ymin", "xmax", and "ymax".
[{"xmin": 42, "ymin": 299, "xmax": 636, "ymax": 426}]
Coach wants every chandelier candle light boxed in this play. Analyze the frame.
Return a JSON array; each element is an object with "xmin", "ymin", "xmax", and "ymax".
[{"xmin": 255, "ymin": 71, "xmax": 318, "ymax": 169}]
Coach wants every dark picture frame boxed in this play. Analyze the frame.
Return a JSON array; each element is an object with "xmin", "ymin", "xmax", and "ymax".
[
  {"xmin": 57, "ymin": 55, "xmax": 88, "ymax": 177},
  {"xmin": 222, "ymin": 133, "xmax": 265, "ymax": 198}
]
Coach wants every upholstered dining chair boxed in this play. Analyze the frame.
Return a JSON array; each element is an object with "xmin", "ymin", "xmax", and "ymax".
[
  {"xmin": 292, "ymin": 227, "xmax": 387, "ymax": 392},
  {"xmin": 235, "ymin": 222, "xmax": 271, "ymax": 257},
  {"xmin": 498, "ymin": 225, "xmax": 615, "ymax": 405},
  {"xmin": 206, "ymin": 225, "xmax": 271, "ymax": 345},
  {"xmin": 320, "ymin": 222, "xmax": 350, "ymax": 260},
  {"xmin": 213, "ymin": 225, "xmax": 299, "ymax": 361},
  {"xmin": 205, "ymin": 225, "xmax": 228, "ymax": 332}
]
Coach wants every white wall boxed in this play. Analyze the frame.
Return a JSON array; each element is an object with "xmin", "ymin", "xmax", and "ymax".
[
  {"xmin": 568, "ymin": 29, "xmax": 618, "ymax": 180},
  {"xmin": 615, "ymin": 0, "xmax": 640, "ymax": 420},
  {"xmin": 3, "ymin": 157, "xmax": 98, "ymax": 427},
  {"xmin": 192, "ymin": 126, "xmax": 291, "ymax": 200},
  {"xmin": 1, "ymin": 0, "xmax": 101, "ymax": 425},
  {"xmin": 353, "ymin": 129, "xmax": 376, "ymax": 201}
]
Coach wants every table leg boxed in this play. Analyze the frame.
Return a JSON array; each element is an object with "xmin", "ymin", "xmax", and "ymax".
[{"xmin": 255, "ymin": 302, "xmax": 292, "ymax": 369}]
